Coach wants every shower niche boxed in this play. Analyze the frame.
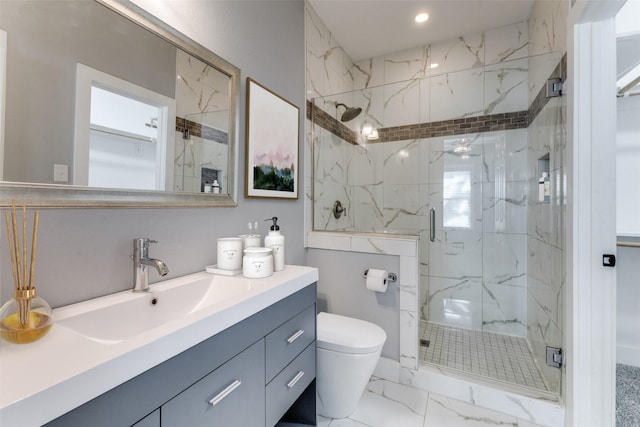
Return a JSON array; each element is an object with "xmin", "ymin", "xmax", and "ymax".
[{"xmin": 538, "ymin": 154, "xmax": 551, "ymax": 203}]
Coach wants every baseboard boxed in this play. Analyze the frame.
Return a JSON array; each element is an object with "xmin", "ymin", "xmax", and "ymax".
[{"xmin": 617, "ymin": 345, "xmax": 640, "ymax": 368}]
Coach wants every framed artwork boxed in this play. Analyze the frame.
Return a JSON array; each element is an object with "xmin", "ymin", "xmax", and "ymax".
[{"xmin": 245, "ymin": 78, "xmax": 299, "ymax": 199}]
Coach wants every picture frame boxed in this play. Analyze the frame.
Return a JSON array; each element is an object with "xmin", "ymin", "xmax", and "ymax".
[{"xmin": 245, "ymin": 78, "xmax": 300, "ymax": 199}]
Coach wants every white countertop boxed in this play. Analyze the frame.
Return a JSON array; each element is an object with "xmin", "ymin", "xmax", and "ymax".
[{"xmin": 0, "ymin": 265, "xmax": 318, "ymax": 426}]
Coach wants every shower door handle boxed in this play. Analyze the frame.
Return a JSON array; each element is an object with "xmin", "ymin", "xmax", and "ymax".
[{"xmin": 430, "ymin": 208, "xmax": 436, "ymax": 242}]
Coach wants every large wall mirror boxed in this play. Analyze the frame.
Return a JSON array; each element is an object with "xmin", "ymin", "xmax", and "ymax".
[{"xmin": 0, "ymin": 0, "xmax": 240, "ymax": 207}]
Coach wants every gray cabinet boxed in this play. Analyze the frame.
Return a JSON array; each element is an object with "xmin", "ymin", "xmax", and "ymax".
[
  {"xmin": 162, "ymin": 340, "xmax": 265, "ymax": 427},
  {"xmin": 266, "ymin": 343, "xmax": 316, "ymax": 427},
  {"xmin": 45, "ymin": 283, "xmax": 317, "ymax": 427},
  {"xmin": 266, "ymin": 304, "xmax": 316, "ymax": 383}
]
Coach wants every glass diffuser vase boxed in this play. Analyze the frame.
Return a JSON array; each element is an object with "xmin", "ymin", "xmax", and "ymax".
[{"xmin": 0, "ymin": 288, "xmax": 53, "ymax": 344}]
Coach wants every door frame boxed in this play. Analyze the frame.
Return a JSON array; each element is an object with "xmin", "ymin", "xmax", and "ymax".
[{"xmin": 566, "ymin": 1, "xmax": 624, "ymax": 425}]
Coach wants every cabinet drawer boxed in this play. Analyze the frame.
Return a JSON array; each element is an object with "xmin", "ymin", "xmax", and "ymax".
[
  {"xmin": 266, "ymin": 342, "xmax": 315, "ymax": 427},
  {"xmin": 266, "ymin": 304, "xmax": 315, "ymax": 382},
  {"xmin": 161, "ymin": 340, "xmax": 265, "ymax": 427}
]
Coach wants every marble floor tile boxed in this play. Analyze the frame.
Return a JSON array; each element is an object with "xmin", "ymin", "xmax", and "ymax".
[
  {"xmin": 348, "ymin": 388, "xmax": 426, "ymax": 427},
  {"xmin": 424, "ymin": 394, "xmax": 519, "ymax": 426},
  {"xmin": 318, "ymin": 415, "xmax": 370, "ymax": 426},
  {"xmin": 366, "ymin": 377, "xmax": 430, "ymax": 416},
  {"xmin": 318, "ymin": 377, "xmax": 547, "ymax": 427}
]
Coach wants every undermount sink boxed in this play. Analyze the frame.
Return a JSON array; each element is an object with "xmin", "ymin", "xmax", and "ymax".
[{"xmin": 55, "ymin": 273, "xmax": 251, "ymax": 344}]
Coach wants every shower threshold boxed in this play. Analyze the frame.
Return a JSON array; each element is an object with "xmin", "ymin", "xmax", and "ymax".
[{"xmin": 419, "ymin": 320, "xmax": 548, "ymax": 391}]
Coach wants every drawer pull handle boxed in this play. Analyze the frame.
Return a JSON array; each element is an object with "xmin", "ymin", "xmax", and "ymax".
[
  {"xmin": 286, "ymin": 329, "xmax": 304, "ymax": 344},
  {"xmin": 209, "ymin": 380, "xmax": 242, "ymax": 406},
  {"xmin": 287, "ymin": 371, "xmax": 305, "ymax": 389}
]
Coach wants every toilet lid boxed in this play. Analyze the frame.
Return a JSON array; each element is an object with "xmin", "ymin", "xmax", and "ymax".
[{"xmin": 317, "ymin": 312, "xmax": 387, "ymax": 354}]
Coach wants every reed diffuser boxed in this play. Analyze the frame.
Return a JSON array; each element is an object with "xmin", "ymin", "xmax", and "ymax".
[{"xmin": 0, "ymin": 202, "xmax": 53, "ymax": 344}]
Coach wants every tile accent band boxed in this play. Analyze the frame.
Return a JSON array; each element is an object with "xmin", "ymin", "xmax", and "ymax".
[
  {"xmin": 176, "ymin": 117, "xmax": 228, "ymax": 145},
  {"xmin": 308, "ymin": 53, "xmax": 567, "ymax": 145}
]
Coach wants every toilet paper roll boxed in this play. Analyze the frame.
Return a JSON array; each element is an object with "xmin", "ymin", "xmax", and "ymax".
[{"xmin": 366, "ymin": 268, "xmax": 388, "ymax": 293}]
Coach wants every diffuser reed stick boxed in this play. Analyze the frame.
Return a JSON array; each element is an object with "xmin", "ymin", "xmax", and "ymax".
[
  {"xmin": 4, "ymin": 202, "xmax": 39, "ymax": 327},
  {"xmin": 29, "ymin": 212, "xmax": 39, "ymax": 289}
]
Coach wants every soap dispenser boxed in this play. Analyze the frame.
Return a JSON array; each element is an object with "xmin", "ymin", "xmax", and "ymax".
[{"xmin": 264, "ymin": 217, "xmax": 285, "ymax": 271}]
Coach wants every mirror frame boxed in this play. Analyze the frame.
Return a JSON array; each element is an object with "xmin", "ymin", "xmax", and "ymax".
[{"xmin": 0, "ymin": 0, "xmax": 240, "ymax": 208}]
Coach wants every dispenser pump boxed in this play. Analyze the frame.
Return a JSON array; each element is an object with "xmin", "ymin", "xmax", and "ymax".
[
  {"xmin": 266, "ymin": 217, "xmax": 280, "ymax": 231},
  {"xmin": 264, "ymin": 216, "xmax": 285, "ymax": 271}
]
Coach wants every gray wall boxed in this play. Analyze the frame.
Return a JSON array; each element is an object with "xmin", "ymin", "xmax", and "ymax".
[
  {"xmin": 0, "ymin": 1, "xmax": 306, "ymax": 308},
  {"xmin": 617, "ymin": 236, "xmax": 640, "ymax": 367},
  {"xmin": 306, "ymin": 248, "xmax": 400, "ymax": 360}
]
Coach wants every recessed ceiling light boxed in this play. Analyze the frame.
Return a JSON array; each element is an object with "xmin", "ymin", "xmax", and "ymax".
[
  {"xmin": 415, "ymin": 12, "xmax": 429, "ymax": 23},
  {"xmin": 430, "ymin": 63, "xmax": 439, "ymax": 69}
]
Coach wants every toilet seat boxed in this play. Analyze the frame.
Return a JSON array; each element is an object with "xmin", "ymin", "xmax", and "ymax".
[{"xmin": 317, "ymin": 312, "xmax": 386, "ymax": 354}]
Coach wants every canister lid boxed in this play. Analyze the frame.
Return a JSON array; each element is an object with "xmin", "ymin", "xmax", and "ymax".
[{"xmin": 243, "ymin": 247, "xmax": 272, "ymax": 255}]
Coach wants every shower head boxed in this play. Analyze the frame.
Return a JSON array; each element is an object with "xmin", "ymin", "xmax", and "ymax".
[{"xmin": 335, "ymin": 102, "xmax": 362, "ymax": 122}]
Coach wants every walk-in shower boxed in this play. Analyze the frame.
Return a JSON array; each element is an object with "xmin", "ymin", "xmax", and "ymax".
[{"xmin": 311, "ymin": 47, "xmax": 566, "ymax": 395}]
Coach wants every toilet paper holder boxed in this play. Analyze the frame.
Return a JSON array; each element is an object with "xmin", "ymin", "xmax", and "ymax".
[{"xmin": 363, "ymin": 269, "xmax": 397, "ymax": 283}]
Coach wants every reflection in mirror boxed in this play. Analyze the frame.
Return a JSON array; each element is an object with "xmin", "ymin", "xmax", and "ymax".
[
  {"xmin": 174, "ymin": 50, "xmax": 230, "ymax": 194},
  {"xmin": 0, "ymin": 0, "xmax": 239, "ymax": 207},
  {"xmin": 75, "ymin": 63, "xmax": 176, "ymax": 191}
]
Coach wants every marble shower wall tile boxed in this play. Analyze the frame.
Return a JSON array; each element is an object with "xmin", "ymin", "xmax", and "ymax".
[
  {"xmin": 313, "ymin": 179, "xmax": 353, "ymax": 231},
  {"xmin": 305, "ymin": 4, "xmax": 355, "ymax": 101},
  {"xmin": 354, "ymin": 86, "xmax": 385, "ymax": 129},
  {"xmin": 353, "ymin": 56, "xmax": 385, "ymax": 91},
  {"xmin": 428, "ymin": 133, "xmax": 485, "ymax": 185},
  {"xmin": 483, "ymin": 58, "xmax": 528, "ymax": 115},
  {"xmin": 383, "ymin": 80, "xmax": 421, "ymax": 127},
  {"xmin": 430, "ymin": 68, "xmax": 485, "ymax": 122},
  {"xmin": 315, "ymin": 127, "xmax": 349, "ymax": 184},
  {"xmin": 382, "ymin": 139, "xmax": 421, "ymax": 185},
  {"xmin": 383, "ymin": 184, "xmax": 423, "ymax": 231},
  {"xmin": 173, "ymin": 134, "xmax": 185, "ymax": 191},
  {"xmin": 528, "ymin": 0, "xmax": 569, "ymax": 57},
  {"xmin": 527, "ymin": 287, "xmax": 563, "ymax": 393},
  {"xmin": 482, "ymin": 181, "xmax": 528, "ymax": 234},
  {"xmin": 176, "ymin": 50, "xmax": 229, "ymax": 125},
  {"xmin": 348, "ymin": 142, "xmax": 384, "ymax": 186},
  {"xmin": 428, "ymin": 228, "xmax": 483, "ymax": 280},
  {"xmin": 482, "ymin": 129, "xmax": 528, "ymax": 183},
  {"xmin": 483, "ymin": 233, "xmax": 527, "ymax": 286},
  {"xmin": 485, "ymin": 21, "xmax": 529, "ymax": 65},
  {"xmin": 430, "ymin": 31, "xmax": 485, "ymax": 76},
  {"xmin": 384, "ymin": 46, "xmax": 430, "ymax": 84},
  {"xmin": 482, "ymin": 283, "xmax": 527, "ymax": 336},
  {"xmin": 352, "ymin": 183, "xmax": 384, "ymax": 232},
  {"xmin": 420, "ymin": 274, "xmax": 429, "ymax": 320},
  {"xmin": 427, "ymin": 277, "xmax": 483, "ymax": 330}
]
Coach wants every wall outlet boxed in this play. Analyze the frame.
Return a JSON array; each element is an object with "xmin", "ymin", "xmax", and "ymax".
[{"xmin": 53, "ymin": 164, "xmax": 69, "ymax": 182}]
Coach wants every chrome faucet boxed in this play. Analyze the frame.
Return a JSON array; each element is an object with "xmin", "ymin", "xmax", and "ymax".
[{"xmin": 132, "ymin": 238, "xmax": 169, "ymax": 292}]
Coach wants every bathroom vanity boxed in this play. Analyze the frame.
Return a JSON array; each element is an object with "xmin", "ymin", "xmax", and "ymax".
[{"xmin": 0, "ymin": 266, "xmax": 318, "ymax": 427}]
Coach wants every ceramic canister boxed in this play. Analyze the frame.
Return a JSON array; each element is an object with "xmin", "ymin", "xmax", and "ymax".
[
  {"xmin": 242, "ymin": 247, "xmax": 273, "ymax": 278},
  {"xmin": 238, "ymin": 234, "xmax": 261, "ymax": 250},
  {"xmin": 217, "ymin": 237, "xmax": 243, "ymax": 270}
]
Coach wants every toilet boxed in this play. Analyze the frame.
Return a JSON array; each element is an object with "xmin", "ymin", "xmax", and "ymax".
[{"xmin": 316, "ymin": 312, "xmax": 387, "ymax": 419}]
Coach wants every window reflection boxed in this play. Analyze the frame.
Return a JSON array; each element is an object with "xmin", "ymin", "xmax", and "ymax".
[{"xmin": 443, "ymin": 170, "xmax": 471, "ymax": 228}]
